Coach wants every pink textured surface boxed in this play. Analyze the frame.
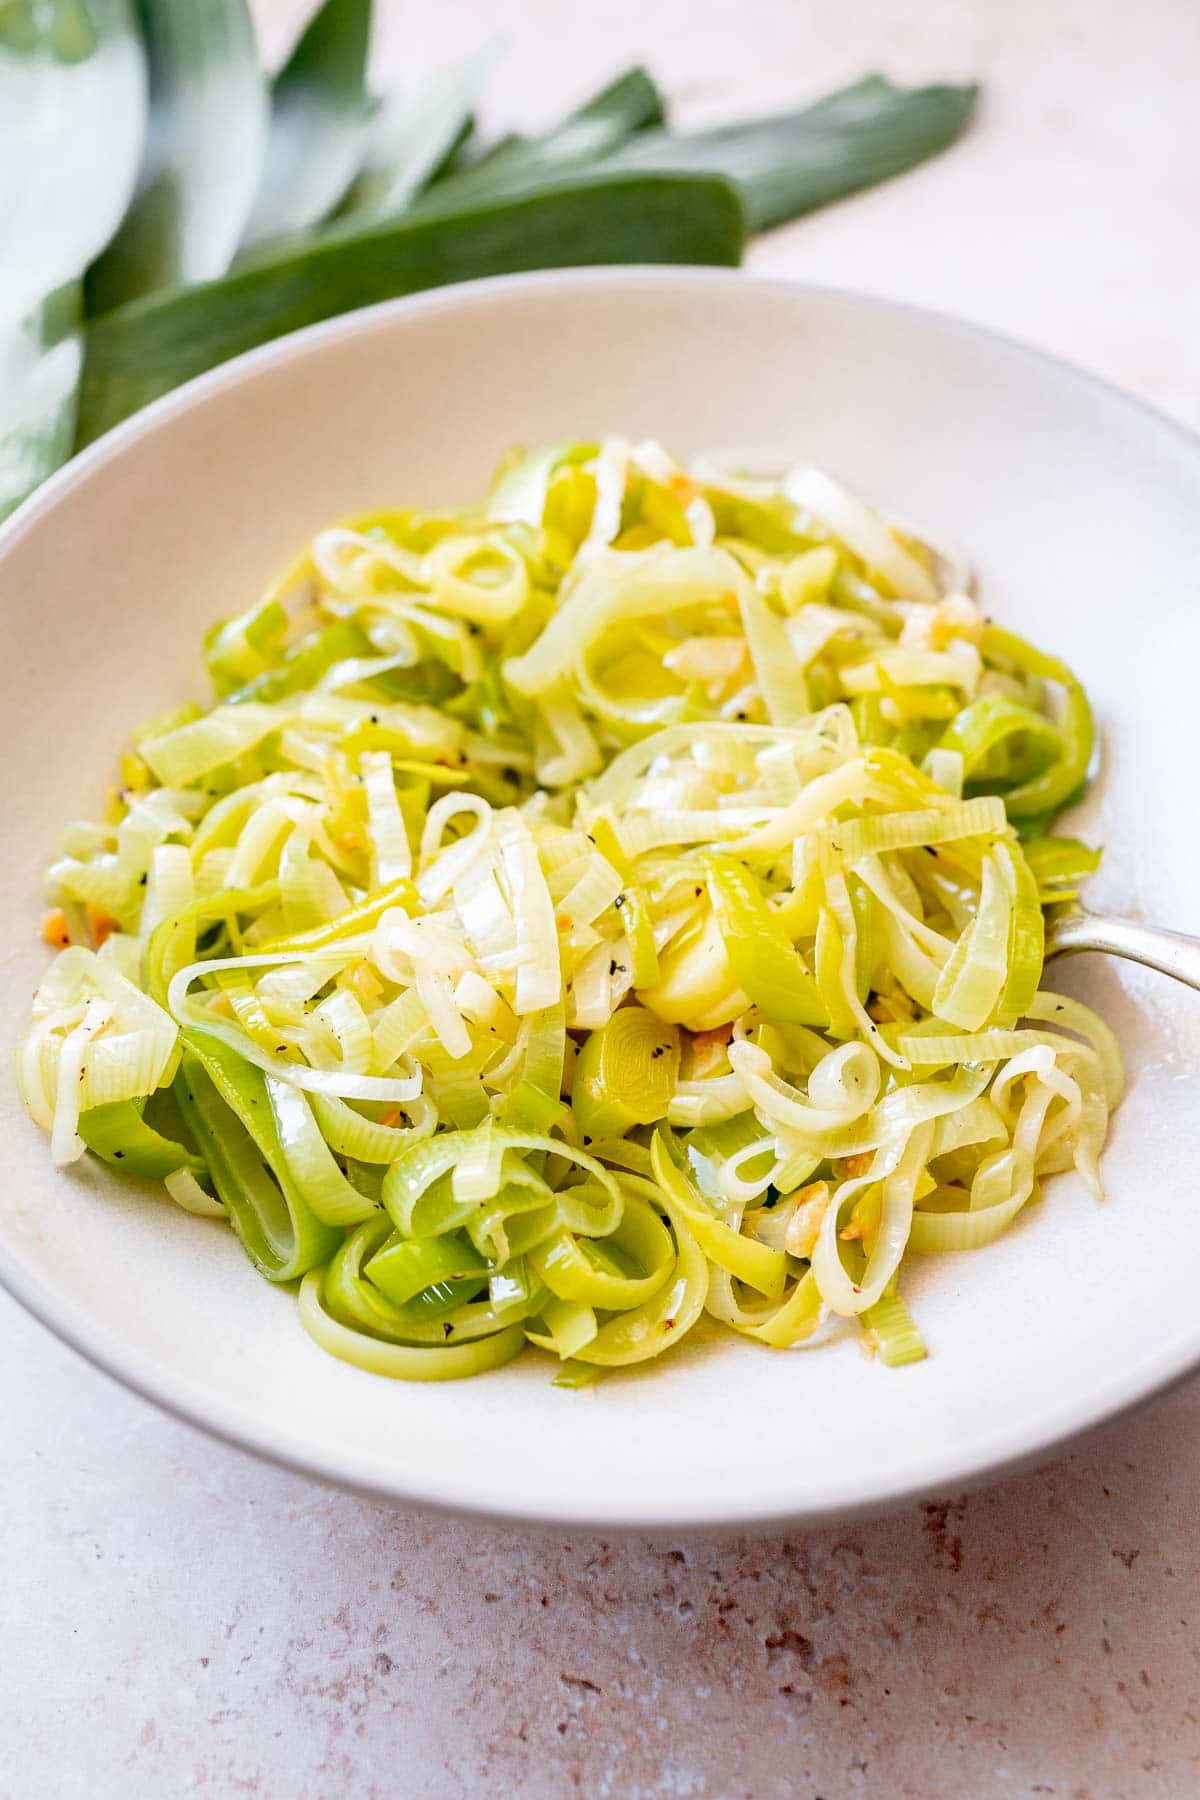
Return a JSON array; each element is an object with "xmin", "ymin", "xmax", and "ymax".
[
  {"xmin": 7, "ymin": 1285, "xmax": 1200, "ymax": 1797},
  {"xmin": 6, "ymin": 1, "xmax": 1200, "ymax": 1792}
]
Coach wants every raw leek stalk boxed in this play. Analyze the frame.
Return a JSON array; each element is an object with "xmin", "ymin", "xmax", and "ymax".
[
  {"xmin": 84, "ymin": 0, "xmax": 268, "ymax": 315},
  {"xmin": 18, "ymin": 437, "xmax": 1117, "ymax": 1385},
  {"xmin": 0, "ymin": 0, "xmax": 146, "ymax": 519},
  {"xmin": 412, "ymin": 67, "xmax": 667, "ymax": 213},
  {"xmin": 240, "ymin": 0, "xmax": 373, "ymax": 249},
  {"xmin": 604, "ymin": 74, "xmax": 978, "ymax": 230},
  {"xmin": 426, "ymin": 73, "xmax": 978, "ymax": 234},
  {"xmin": 2, "ymin": 26, "xmax": 979, "ymax": 511},
  {"xmin": 333, "ymin": 44, "xmax": 496, "ymax": 223},
  {"xmin": 76, "ymin": 174, "xmax": 744, "ymax": 445}
]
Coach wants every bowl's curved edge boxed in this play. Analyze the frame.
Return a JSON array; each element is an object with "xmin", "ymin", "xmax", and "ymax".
[
  {"xmin": 3, "ymin": 264, "xmax": 1200, "ymax": 1531},
  {"xmin": 5, "ymin": 1235, "xmax": 1197, "ymax": 1534},
  {"xmin": 5, "ymin": 263, "xmax": 1200, "ymax": 561}
]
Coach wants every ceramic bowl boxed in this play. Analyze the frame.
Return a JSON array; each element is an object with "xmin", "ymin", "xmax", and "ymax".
[{"xmin": 2, "ymin": 268, "xmax": 1197, "ymax": 1528}]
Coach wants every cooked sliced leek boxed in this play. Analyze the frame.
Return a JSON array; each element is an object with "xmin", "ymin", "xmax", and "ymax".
[{"xmin": 19, "ymin": 439, "xmax": 1117, "ymax": 1383}]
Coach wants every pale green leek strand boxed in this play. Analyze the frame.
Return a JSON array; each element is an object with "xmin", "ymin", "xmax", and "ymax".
[{"xmin": 18, "ymin": 438, "xmax": 1116, "ymax": 1383}]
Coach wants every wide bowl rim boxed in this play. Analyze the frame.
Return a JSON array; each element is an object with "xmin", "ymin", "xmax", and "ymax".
[{"xmin": 3, "ymin": 263, "xmax": 1197, "ymax": 1532}]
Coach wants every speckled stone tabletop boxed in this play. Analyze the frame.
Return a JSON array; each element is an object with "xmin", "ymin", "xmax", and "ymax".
[{"xmin": 6, "ymin": 3, "xmax": 1200, "ymax": 1795}]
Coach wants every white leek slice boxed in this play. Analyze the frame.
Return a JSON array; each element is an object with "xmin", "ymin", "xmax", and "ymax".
[{"xmin": 784, "ymin": 467, "xmax": 939, "ymax": 603}]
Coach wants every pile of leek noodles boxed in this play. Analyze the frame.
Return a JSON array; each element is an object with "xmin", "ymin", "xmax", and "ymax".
[{"xmin": 18, "ymin": 437, "xmax": 1120, "ymax": 1382}]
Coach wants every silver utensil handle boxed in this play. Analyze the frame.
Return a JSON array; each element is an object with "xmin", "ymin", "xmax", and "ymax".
[{"xmin": 1047, "ymin": 912, "xmax": 1200, "ymax": 993}]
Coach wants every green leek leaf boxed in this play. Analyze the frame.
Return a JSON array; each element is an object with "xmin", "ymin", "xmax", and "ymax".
[
  {"xmin": 437, "ymin": 128, "xmax": 520, "ymax": 184},
  {"xmin": 415, "ymin": 65, "xmax": 666, "ymax": 213},
  {"xmin": 445, "ymin": 73, "xmax": 979, "ymax": 232},
  {"xmin": 606, "ymin": 73, "xmax": 979, "ymax": 230},
  {"xmin": 0, "ymin": 285, "xmax": 83, "ymax": 523},
  {"xmin": 335, "ymin": 43, "xmax": 498, "ymax": 223},
  {"xmin": 240, "ymin": 0, "xmax": 373, "ymax": 251},
  {"xmin": 76, "ymin": 169, "xmax": 745, "ymax": 447},
  {"xmin": 0, "ymin": 0, "xmax": 146, "ymax": 518},
  {"xmin": 0, "ymin": 0, "xmax": 146, "ymax": 297},
  {"xmin": 85, "ymin": 0, "xmax": 268, "ymax": 316}
]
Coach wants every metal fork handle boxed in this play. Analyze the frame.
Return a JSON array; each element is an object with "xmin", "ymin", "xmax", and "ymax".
[{"xmin": 1045, "ymin": 911, "xmax": 1200, "ymax": 993}]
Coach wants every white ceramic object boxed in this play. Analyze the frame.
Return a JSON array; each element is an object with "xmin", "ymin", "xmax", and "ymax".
[{"xmin": 1, "ymin": 269, "xmax": 1197, "ymax": 1530}]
